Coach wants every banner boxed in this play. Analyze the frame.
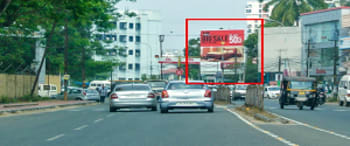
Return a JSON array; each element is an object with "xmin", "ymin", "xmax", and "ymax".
[{"xmin": 200, "ymin": 30, "xmax": 244, "ymax": 47}]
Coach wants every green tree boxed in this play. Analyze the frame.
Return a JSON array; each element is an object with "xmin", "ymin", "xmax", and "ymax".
[
  {"xmin": 261, "ymin": 0, "xmax": 328, "ymax": 26},
  {"xmin": 245, "ymin": 57, "xmax": 258, "ymax": 83},
  {"xmin": 184, "ymin": 38, "xmax": 200, "ymax": 57},
  {"xmin": 340, "ymin": 0, "xmax": 350, "ymax": 6},
  {"xmin": 244, "ymin": 33, "xmax": 258, "ymax": 58}
]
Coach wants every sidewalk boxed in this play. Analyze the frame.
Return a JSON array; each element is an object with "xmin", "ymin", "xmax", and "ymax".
[{"xmin": 0, "ymin": 100, "xmax": 96, "ymax": 114}]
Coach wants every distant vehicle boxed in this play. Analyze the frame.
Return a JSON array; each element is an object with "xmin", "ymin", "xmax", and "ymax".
[
  {"xmin": 338, "ymin": 75, "xmax": 350, "ymax": 106},
  {"xmin": 53, "ymin": 87, "xmax": 98, "ymax": 101},
  {"xmin": 159, "ymin": 80, "xmax": 214, "ymax": 113},
  {"xmin": 264, "ymin": 86, "xmax": 280, "ymax": 99},
  {"xmin": 279, "ymin": 77, "xmax": 318, "ymax": 110},
  {"xmin": 145, "ymin": 80, "xmax": 167, "ymax": 100},
  {"xmin": 231, "ymin": 85, "xmax": 247, "ymax": 100},
  {"xmin": 109, "ymin": 84, "xmax": 157, "ymax": 112},
  {"xmin": 108, "ymin": 80, "xmax": 143, "ymax": 97},
  {"xmin": 38, "ymin": 84, "xmax": 58, "ymax": 98},
  {"xmin": 88, "ymin": 80, "xmax": 111, "ymax": 90},
  {"xmin": 317, "ymin": 85, "xmax": 326, "ymax": 106}
]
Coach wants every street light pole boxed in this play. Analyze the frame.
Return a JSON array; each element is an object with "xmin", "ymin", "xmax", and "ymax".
[{"xmin": 159, "ymin": 35, "xmax": 165, "ymax": 80}]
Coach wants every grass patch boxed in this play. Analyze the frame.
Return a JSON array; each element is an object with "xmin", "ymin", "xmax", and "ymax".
[
  {"xmin": 327, "ymin": 96, "xmax": 338, "ymax": 103},
  {"xmin": 0, "ymin": 95, "xmax": 52, "ymax": 104},
  {"xmin": 235, "ymin": 105, "xmax": 277, "ymax": 119}
]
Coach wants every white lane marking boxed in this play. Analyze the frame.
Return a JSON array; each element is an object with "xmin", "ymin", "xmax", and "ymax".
[
  {"xmin": 106, "ymin": 114, "xmax": 114, "ymax": 118},
  {"xmin": 271, "ymin": 112, "xmax": 350, "ymax": 140},
  {"xmin": 47, "ymin": 134, "xmax": 64, "ymax": 141},
  {"xmin": 226, "ymin": 109, "xmax": 299, "ymax": 146},
  {"xmin": 73, "ymin": 125, "xmax": 88, "ymax": 131},
  {"xmin": 334, "ymin": 109, "xmax": 349, "ymax": 112},
  {"xmin": 94, "ymin": 118, "xmax": 104, "ymax": 123}
]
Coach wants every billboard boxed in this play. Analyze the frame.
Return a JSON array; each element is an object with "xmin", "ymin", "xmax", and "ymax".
[{"xmin": 200, "ymin": 30, "xmax": 245, "ymax": 75}]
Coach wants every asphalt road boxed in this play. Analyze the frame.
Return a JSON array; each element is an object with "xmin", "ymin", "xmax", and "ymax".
[{"xmin": 1, "ymin": 99, "xmax": 350, "ymax": 146}]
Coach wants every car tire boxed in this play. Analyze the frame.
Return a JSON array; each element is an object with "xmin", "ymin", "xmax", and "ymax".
[
  {"xmin": 160, "ymin": 108, "xmax": 168, "ymax": 113},
  {"xmin": 298, "ymin": 105, "xmax": 303, "ymax": 110},
  {"xmin": 310, "ymin": 105, "xmax": 315, "ymax": 110},
  {"xmin": 346, "ymin": 102, "xmax": 350, "ymax": 107},
  {"xmin": 208, "ymin": 108, "xmax": 214, "ymax": 113},
  {"xmin": 109, "ymin": 106, "xmax": 116, "ymax": 112},
  {"xmin": 151, "ymin": 106, "xmax": 157, "ymax": 111},
  {"xmin": 339, "ymin": 101, "xmax": 344, "ymax": 106}
]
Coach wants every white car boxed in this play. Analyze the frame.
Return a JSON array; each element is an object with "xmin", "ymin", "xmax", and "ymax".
[
  {"xmin": 338, "ymin": 75, "xmax": 350, "ymax": 106},
  {"xmin": 264, "ymin": 86, "xmax": 280, "ymax": 99}
]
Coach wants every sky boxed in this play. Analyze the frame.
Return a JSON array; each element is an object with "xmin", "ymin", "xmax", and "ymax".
[{"xmin": 117, "ymin": 0, "xmax": 249, "ymax": 51}]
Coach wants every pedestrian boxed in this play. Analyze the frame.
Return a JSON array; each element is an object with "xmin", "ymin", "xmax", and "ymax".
[{"xmin": 99, "ymin": 85, "xmax": 108, "ymax": 103}]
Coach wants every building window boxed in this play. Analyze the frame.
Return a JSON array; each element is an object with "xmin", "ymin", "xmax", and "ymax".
[
  {"xmin": 119, "ymin": 64, "xmax": 126, "ymax": 71},
  {"xmin": 119, "ymin": 22, "xmax": 127, "ymax": 30},
  {"xmin": 135, "ymin": 50, "xmax": 140, "ymax": 57},
  {"xmin": 259, "ymin": 9, "xmax": 262, "ymax": 13},
  {"xmin": 136, "ymin": 23, "xmax": 141, "ymax": 31},
  {"xmin": 128, "ymin": 64, "xmax": 133, "ymax": 70},
  {"xmin": 128, "ymin": 50, "xmax": 133, "ymax": 55},
  {"xmin": 129, "ymin": 36, "xmax": 134, "ymax": 42},
  {"xmin": 119, "ymin": 35, "xmax": 127, "ymax": 43},
  {"xmin": 246, "ymin": 9, "xmax": 251, "ymax": 13},
  {"xmin": 248, "ymin": 29, "xmax": 252, "ymax": 33},
  {"xmin": 119, "ymin": 77, "xmax": 126, "ymax": 80},
  {"xmin": 135, "ymin": 78, "xmax": 140, "ymax": 81},
  {"xmin": 128, "ymin": 78, "xmax": 133, "ymax": 80},
  {"xmin": 135, "ymin": 63, "xmax": 140, "ymax": 71},
  {"xmin": 136, "ymin": 36, "xmax": 141, "ymax": 43},
  {"xmin": 96, "ymin": 34, "xmax": 103, "ymax": 40},
  {"xmin": 111, "ymin": 35, "xmax": 117, "ymax": 41},
  {"xmin": 129, "ymin": 23, "xmax": 134, "ymax": 29}
]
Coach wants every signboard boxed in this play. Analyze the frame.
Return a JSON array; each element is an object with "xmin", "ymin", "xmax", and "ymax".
[
  {"xmin": 158, "ymin": 57, "xmax": 200, "ymax": 64},
  {"xmin": 200, "ymin": 30, "xmax": 245, "ymax": 75},
  {"xmin": 176, "ymin": 68, "xmax": 184, "ymax": 76},
  {"xmin": 63, "ymin": 74, "xmax": 70, "ymax": 80}
]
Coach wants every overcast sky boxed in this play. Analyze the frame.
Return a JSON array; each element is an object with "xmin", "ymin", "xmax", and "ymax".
[{"xmin": 117, "ymin": 0, "xmax": 249, "ymax": 51}]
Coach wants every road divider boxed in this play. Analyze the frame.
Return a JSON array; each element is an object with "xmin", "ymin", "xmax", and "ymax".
[{"xmin": 226, "ymin": 108, "xmax": 299, "ymax": 146}]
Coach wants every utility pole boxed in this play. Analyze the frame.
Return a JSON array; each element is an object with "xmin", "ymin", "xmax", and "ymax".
[
  {"xmin": 234, "ymin": 48, "xmax": 238, "ymax": 82},
  {"xmin": 82, "ymin": 46, "xmax": 85, "ymax": 89},
  {"xmin": 333, "ymin": 37, "xmax": 338, "ymax": 92},
  {"xmin": 64, "ymin": 19, "xmax": 69, "ymax": 101},
  {"xmin": 159, "ymin": 35, "xmax": 165, "ymax": 80},
  {"xmin": 306, "ymin": 39, "xmax": 310, "ymax": 77}
]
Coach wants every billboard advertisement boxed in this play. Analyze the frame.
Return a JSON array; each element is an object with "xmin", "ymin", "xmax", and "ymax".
[{"xmin": 200, "ymin": 30, "xmax": 245, "ymax": 75}]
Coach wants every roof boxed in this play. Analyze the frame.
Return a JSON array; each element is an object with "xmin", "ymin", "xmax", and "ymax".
[
  {"xmin": 283, "ymin": 77, "xmax": 316, "ymax": 82},
  {"xmin": 300, "ymin": 6, "xmax": 350, "ymax": 16}
]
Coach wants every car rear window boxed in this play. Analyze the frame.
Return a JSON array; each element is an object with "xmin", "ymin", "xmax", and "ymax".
[
  {"xmin": 86, "ymin": 90, "xmax": 98, "ymax": 93},
  {"xmin": 167, "ymin": 83, "xmax": 207, "ymax": 90},
  {"xmin": 115, "ymin": 85, "xmax": 150, "ymax": 91}
]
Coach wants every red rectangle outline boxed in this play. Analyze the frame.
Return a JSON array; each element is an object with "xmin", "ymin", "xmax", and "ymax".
[{"xmin": 185, "ymin": 18, "xmax": 264, "ymax": 85}]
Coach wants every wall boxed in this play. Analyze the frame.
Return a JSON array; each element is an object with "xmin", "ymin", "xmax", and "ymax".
[{"xmin": 0, "ymin": 74, "xmax": 37, "ymax": 98}]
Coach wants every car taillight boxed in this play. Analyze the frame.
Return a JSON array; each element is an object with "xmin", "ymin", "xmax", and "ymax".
[
  {"xmin": 148, "ymin": 93, "xmax": 155, "ymax": 98},
  {"xmin": 204, "ymin": 90, "xmax": 211, "ymax": 98},
  {"xmin": 111, "ymin": 93, "xmax": 118, "ymax": 99},
  {"xmin": 83, "ymin": 92, "xmax": 86, "ymax": 96},
  {"xmin": 161, "ymin": 90, "xmax": 169, "ymax": 98}
]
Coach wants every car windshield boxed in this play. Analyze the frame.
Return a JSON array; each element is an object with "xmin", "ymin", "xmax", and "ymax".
[
  {"xmin": 268, "ymin": 87, "xmax": 280, "ymax": 91},
  {"xmin": 289, "ymin": 81, "xmax": 313, "ymax": 90},
  {"xmin": 86, "ymin": 90, "xmax": 98, "ymax": 93},
  {"xmin": 115, "ymin": 85, "xmax": 150, "ymax": 91},
  {"xmin": 148, "ymin": 82, "xmax": 166, "ymax": 88},
  {"xmin": 168, "ymin": 83, "xmax": 207, "ymax": 90}
]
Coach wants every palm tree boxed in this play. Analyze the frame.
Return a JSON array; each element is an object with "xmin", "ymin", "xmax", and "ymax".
[{"xmin": 260, "ymin": 0, "xmax": 328, "ymax": 26}]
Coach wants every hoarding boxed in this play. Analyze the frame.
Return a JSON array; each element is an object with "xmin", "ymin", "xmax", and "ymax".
[{"xmin": 200, "ymin": 30, "xmax": 245, "ymax": 75}]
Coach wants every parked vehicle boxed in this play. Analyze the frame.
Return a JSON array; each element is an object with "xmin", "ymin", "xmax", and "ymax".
[
  {"xmin": 53, "ymin": 87, "xmax": 86, "ymax": 101},
  {"xmin": 279, "ymin": 77, "xmax": 318, "ymax": 110},
  {"xmin": 145, "ymin": 80, "xmax": 167, "ymax": 100},
  {"xmin": 84, "ymin": 89, "xmax": 100, "ymax": 101},
  {"xmin": 264, "ymin": 86, "xmax": 280, "ymax": 99},
  {"xmin": 338, "ymin": 75, "xmax": 350, "ymax": 106},
  {"xmin": 88, "ymin": 80, "xmax": 111, "ymax": 90},
  {"xmin": 109, "ymin": 84, "xmax": 157, "ymax": 112},
  {"xmin": 38, "ymin": 84, "xmax": 58, "ymax": 98},
  {"xmin": 231, "ymin": 85, "xmax": 247, "ymax": 100},
  {"xmin": 159, "ymin": 81, "xmax": 214, "ymax": 113}
]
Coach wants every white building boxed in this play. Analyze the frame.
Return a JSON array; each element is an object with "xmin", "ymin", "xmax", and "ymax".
[
  {"xmin": 324, "ymin": 0, "xmax": 341, "ymax": 7},
  {"xmin": 245, "ymin": 0, "xmax": 274, "ymax": 35},
  {"xmin": 93, "ymin": 10, "xmax": 162, "ymax": 81}
]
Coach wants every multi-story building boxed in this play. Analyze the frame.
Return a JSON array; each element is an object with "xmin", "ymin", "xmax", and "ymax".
[
  {"xmin": 300, "ymin": 6, "xmax": 350, "ymax": 83},
  {"xmin": 93, "ymin": 10, "xmax": 162, "ymax": 81},
  {"xmin": 245, "ymin": 0, "xmax": 274, "ymax": 35}
]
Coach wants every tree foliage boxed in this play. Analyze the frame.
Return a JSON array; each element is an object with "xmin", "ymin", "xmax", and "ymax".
[
  {"xmin": 0, "ymin": 0, "xmax": 126, "ymax": 81},
  {"xmin": 244, "ymin": 33, "xmax": 258, "ymax": 58},
  {"xmin": 262, "ymin": 0, "xmax": 328, "ymax": 26}
]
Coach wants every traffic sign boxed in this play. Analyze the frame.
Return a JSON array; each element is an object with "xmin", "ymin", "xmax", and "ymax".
[{"xmin": 176, "ymin": 68, "xmax": 184, "ymax": 76}]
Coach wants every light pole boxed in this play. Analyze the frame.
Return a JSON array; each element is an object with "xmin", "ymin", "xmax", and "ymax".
[{"xmin": 159, "ymin": 35, "xmax": 165, "ymax": 80}]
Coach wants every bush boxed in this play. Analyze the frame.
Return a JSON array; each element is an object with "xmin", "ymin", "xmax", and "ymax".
[{"xmin": 0, "ymin": 96, "xmax": 17, "ymax": 104}]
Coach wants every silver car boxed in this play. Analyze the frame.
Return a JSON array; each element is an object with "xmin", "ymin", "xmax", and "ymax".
[
  {"xmin": 109, "ymin": 84, "xmax": 157, "ymax": 112},
  {"xmin": 53, "ymin": 88, "xmax": 100, "ymax": 102},
  {"xmin": 159, "ymin": 81, "xmax": 214, "ymax": 113}
]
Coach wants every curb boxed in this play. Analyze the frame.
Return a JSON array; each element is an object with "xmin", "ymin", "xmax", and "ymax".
[{"xmin": 0, "ymin": 101, "xmax": 96, "ymax": 115}]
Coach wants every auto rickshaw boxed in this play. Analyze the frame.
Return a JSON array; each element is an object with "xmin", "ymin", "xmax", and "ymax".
[{"xmin": 279, "ymin": 77, "xmax": 318, "ymax": 110}]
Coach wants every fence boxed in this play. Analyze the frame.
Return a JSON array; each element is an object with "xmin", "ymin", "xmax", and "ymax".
[
  {"xmin": 0, "ymin": 73, "xmax": 37, "ymax": 98},
  {"xmin": 245, "ymin": 85, "xmax": 264, "ymax": 110}
]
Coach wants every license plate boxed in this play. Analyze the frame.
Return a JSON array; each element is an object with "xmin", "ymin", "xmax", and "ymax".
[
  {"xmin": 176, "ymin": 102, "xmax": 197, "ymax": 106},
  {"xmin": 299, "ymin": 92, "xmax": 305, "ymax": 95}
]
